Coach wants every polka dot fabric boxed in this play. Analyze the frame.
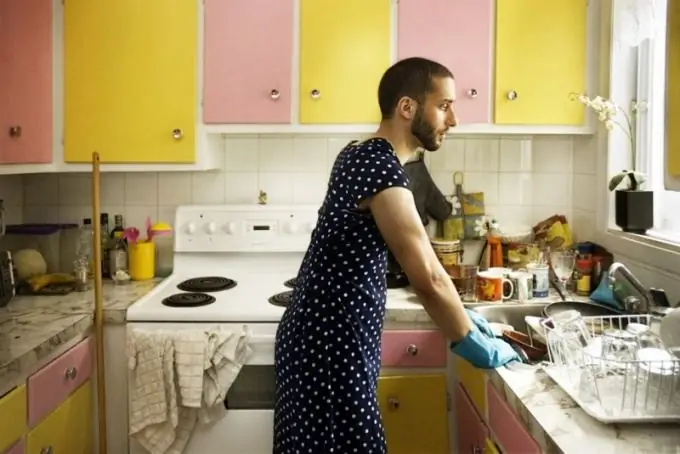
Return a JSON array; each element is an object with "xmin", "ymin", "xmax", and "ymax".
[{"xmin": 273, "ymin": 138, "xmax": 410, "ymax": 453}]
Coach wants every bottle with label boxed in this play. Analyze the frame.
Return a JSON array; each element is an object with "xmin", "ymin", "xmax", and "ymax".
[
  {"xmin": 111, "ymin": 214, "xmax": 125, "ymax": 240},
  {"xmin": 100, "ymin": 213, "xmax": 111, "ymax": 277}
]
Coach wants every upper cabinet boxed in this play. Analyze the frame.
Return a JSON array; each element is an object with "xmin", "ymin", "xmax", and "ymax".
[
  {"xmin": 63, "ymin": 0, "xmax": 198, "ymax": 163},
  {"xmin": 397, "ymin": 0, "xmax": 492, "ymax": 124},
  {"xmin": 0, "ymin": 0, "xmax": 53, "ymax": 164},
  {"xmin": 203, "ymin": 0, "xmax": 294, "ymax": 124},
  {"xmin": 299, "ymin": 0, "xmax": 391, "ymax": 124},
  {"xmin": 494, "ymin": 0, "xmax": 587, "ymax": 126}
]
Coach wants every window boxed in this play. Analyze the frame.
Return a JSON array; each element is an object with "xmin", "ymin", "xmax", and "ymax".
[{"xmin": 619, "ymin": 0, "xmax": 680, "ymax": 244}]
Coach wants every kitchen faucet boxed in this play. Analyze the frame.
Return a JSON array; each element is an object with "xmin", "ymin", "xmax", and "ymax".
[{"xmin": 607, "ymin": 262, "xmax": 655, "ymax": 314}]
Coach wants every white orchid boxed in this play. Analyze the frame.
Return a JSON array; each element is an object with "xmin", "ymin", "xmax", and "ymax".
[
  {"xmin": 571, "ymin": 92, "xmax": 639, "ymax": 172},
  {"xmin": 449, "ymin": 195, "xmax": 462, "ymax": 215},
  {"xmin": 473, "ymin": 216, "xmax": 500, "ymax": 237}
]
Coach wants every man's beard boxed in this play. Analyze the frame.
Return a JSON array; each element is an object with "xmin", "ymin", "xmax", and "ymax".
[{"xmin": 410, "ymin": 108, "xmax": 442, "ymax": 152}]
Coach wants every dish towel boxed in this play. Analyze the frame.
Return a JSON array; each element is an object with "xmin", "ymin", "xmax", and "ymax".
[{"xmin": 127, "ymin": 326, "xmax": 253, "ymax": 454}]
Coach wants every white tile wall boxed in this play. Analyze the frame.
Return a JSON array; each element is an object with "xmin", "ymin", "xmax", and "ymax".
[
  {"xmin": 0, "ymin": 175, "xmax": 24, "ymax": 224},
  {"xmin": 571, "ymin": 135, "xmax": 598, "ymax": 241},
  {"xmin": 17, "ymin": 134, "xmax": 589, "ymax": 238}
]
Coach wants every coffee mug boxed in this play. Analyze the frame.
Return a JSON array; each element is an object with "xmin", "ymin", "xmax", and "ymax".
[
  {"xmin": 508, "ymin": 270, "xmax": 534, "ymax": 302},
  {"xmin": 476, "ymin": 271, "xmax": 514, "ymax": 302}
]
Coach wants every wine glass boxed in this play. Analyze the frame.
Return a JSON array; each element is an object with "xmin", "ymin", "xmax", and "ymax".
[{"xmin": 550, "ymin": 249, "xmax": 576, "ymax": 297}]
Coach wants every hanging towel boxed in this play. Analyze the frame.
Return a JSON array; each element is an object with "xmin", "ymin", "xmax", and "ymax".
[{"xmin": 127, "ymin": 326, "xmax": 253, "ymax": 454}]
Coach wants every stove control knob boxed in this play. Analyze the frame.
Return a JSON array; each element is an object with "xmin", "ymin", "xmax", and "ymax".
[
  {"xmin": 186, "ymin": 222, "xmax": 196, "ymax": 234},
  {"xmin": 224, "ymin": 222, "xmax": 238, "ymax": 234},
  {"xmin": 205, "ymin": 222, "xmax": 217, "ymax": 234},
  {"xmin": 284, "ymin": 221, "xmax": 299, "ymax": 234}
]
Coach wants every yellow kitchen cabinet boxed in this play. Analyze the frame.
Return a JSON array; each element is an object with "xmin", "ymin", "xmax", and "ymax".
[
  {"xmin": 26, "ymin": 381, "xmax": 92, "ymax": 454},
  {"xmin": 494, "ymin": 0, "xmax": 587, "ymax": 125},
  {"xmin": 0, "ymin": 384, "xmax": 26, "ymax": 452},
  {"xmin": 485, "ymin": 437, "xmax": 501, "ymax": 454},
  {"xmin": 454, "ymin": 355, "xmax": 487, "ymax": 416},
  {"xmin": 299, "ymin": 0, "xmax": 391, "ymax": 124},
  {"xmin": 64, "ymin": 0, "xmax": 197, "ymax": 163},
  {"xmin": 378, "ymin": 374, "xmax": 449, "ymax": 454}
]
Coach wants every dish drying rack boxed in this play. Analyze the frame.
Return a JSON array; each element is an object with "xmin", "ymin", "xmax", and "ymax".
[{"xmin": 540, "ymin": 314, "xmax": 680, "ymax": 423}]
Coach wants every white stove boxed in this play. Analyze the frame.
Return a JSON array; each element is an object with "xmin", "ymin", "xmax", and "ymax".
[
  {"xmin": 126, "ymin": 204, "xmax": 320, "ymax": 323},
  {"xmin": 126, "ymin": 204, "xmax": 320, "ymax": 454}
]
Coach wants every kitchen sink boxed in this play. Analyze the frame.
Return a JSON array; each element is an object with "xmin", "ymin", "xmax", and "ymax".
[{"xmin": 465, "ymin": 303, "xmax": 549, "ymax": 335}]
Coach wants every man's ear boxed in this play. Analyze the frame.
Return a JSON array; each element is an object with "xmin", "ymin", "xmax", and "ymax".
[{"xmin": 396, "ymin": 96, "xmax": 416, "ymax": 120}]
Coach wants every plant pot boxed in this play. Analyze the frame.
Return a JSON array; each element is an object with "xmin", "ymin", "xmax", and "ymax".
[{"xmin": 614, "ymin": 190, "xmax": 654, "ymax": 234}]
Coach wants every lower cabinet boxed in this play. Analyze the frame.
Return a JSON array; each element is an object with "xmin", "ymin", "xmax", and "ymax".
[
  {"xmin": 0, "ymin": 338, "xmax": 94, "ymax": 454},
  {"xmin": 26, "ymin": 381, "xmax": 92, "ymax": 454},
  {"xmin": 455, "ymin": 383, "xmax": 488, "ymax": 453},
  {"xmin": 378, "ymin": 374, "xmax": 449, "ymax": 454}
]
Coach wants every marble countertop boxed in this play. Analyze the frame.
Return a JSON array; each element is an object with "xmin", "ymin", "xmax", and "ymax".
[
  {"xmin": 2, "ymin": 279, "xmax": 678, "ymax": 452},
  {"xmin": 0, "ymin": 279, "xmax": 161, "ymax": 389}
]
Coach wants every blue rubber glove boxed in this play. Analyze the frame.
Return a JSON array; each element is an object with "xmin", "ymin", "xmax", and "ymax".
[
  {"xmin": 465, "ymin": 308, "xmax": 495, "ymax": 338},
  {"xmin": 450, "ymin": 329, "xmax": 521, "ymax": 369}
]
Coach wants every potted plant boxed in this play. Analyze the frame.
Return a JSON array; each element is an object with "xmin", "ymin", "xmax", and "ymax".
[{"xmin": 572, "ymin": 93, "xmax": 653, "ymax": 234}]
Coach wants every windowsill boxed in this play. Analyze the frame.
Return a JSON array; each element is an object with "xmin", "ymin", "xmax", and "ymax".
[{"xmin": 595, "ymin": 228, "xmax": 680, "ymax": 275}]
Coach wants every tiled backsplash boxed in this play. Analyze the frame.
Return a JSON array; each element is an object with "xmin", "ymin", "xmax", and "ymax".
[{"xmin": 3, "ymin": 134, "xmax": 596, "ymax": 241}]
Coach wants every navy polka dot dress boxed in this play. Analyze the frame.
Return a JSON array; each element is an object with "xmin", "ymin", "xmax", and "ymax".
[{"xmin": 273, "ymin": 138, "xmax": 410, "ymax": 453}]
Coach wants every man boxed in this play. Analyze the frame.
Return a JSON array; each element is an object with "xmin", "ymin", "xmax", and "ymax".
[{"xmin": 273, "ymin": 57, "xmax": 517, "ymax": 454}]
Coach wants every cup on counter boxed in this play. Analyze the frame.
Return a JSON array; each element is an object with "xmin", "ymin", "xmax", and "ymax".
[
  {"xmin": 527, "ymin": 263, "xmax": 550, "ymax": 297},
  {"xmin": 129, "ymin": 241, "xmax": 155, "ymax": 281},
  {"xmin": 508, "ymin": 270, "xmax": 534, "ymax": 302},
  {"xmin": 476, "ymin": 271, "xmax": 514, "ymax": 303},
  {"xmin": 448, "ymin": 264, "xmax": 478, "ymax": 302}
]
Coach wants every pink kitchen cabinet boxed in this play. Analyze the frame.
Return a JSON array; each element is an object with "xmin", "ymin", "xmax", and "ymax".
[
  {"xmin": 455, "ymin": 383, "xmax": 489, "ymax": 454},
  {"xmin": 487, "ymin": 381, "xmax": 541, "ymax": 454},
  {"xmin": 0, "ymin": 0, "xmax": 53, "ymax": 163},
  {"xmin": 396, "ymin": 0, "xmax": 492, "ymax": 124},
  {"xmin": 203, "ymin": 0, "xmax": 294, "ymax": 124}
]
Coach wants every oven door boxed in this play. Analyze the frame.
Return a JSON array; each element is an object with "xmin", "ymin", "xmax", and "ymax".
[
  {"xmin": 184, "ymin": 324, "xmax": 276, "ymax": 454},
  {"xmin": 128, "ymin": 323, "xmax": 277, "ymax": 454}
]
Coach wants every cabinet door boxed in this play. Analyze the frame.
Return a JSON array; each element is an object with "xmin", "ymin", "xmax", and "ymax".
[
  {"xmin": 397, "ymin": 0, "xmax": 492, "ymax": 124},
  {"xmin": 299, "ymin": 0, "xmax": 391, "ymax": 124},
  {"xmin": 203, "ymin": 0, "xmax": 294, "ymax": 124},
  {"xmin": 494, "ymin": 0, "xmax": 587, "ymax": 125},
  {"xmin": 378, "ymin": 374, "xmax": 449, "ymax": 454},
  {"xmin": 454, "ymin": 355, "xmax": 487, "ymax": 416},
  {"xmin": 0, "ymin": 0, "xmax": 53, "ymax": 164},
  {"xmin": 64, "ymin": 0, "xmax": 197, "ymax": 163},
  {"xmin": 487, "ymin": 382, "xmax": 541, "ymax": 454},
  {"xmin": 0, "ymin": 385, "xmax": 26, "ymax": 453},
  {"xmin": 26, "ymin": 381, "xmax": 92, "ymax": 454},
  {"xmin": 455, "ymin": 384, "xmax": 489, "ymax": 454}
]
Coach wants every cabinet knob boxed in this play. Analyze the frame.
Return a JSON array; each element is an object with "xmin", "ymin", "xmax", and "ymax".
[
  {"xmin": 406, "ymin": 344, "xmax": 418, "ymax": 356},
  {"xmin": 507, "ymin": 90, "xmax": 518, "ymax": 101},
  {"xmin": 65, "ymin": 366, "xmax": 77, "ymax": 380},
  {"xmin": 270, "ymin": 89, "xmax": 281, "ymax": 100},
  {"xmin": 172, "ymin": 128, "xmax": 183, "ymax": 140},
  {"xmin": 471, "ymin": 446, "xmax": 482, "ymax": 454},
  {"xmin": 8, "ymin": 126, "xmax": 21, "ymax": 138},
  {"xmin": 41, "ymin": 446, "xmax": 53, "ymax": 454},
  {"xmin": 466, "ymin": 88, "xmax": 478, "ymax": 99},
  {"xmin": 310, "ymin": 89, "xmax": 321, "ymax": 99},
  {"xmin": 388, "ymin": 397, "xmax": 400, "ymax": 410}
]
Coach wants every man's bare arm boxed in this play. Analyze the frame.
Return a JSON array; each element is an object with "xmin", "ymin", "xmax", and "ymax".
[{"xmin": 366, "ymin": 187, "xmax": 472, "ymax": 342}]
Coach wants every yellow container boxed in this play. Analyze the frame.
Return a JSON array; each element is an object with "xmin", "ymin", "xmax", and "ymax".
[{"xmin": 129, "ymin": 241, "xmax": 155, "ymax": 280}]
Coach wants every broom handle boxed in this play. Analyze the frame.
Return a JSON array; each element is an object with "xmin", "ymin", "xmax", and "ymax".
[{"xmin": 92, "ymin": 152, "xmax": 108, "ymax": 454}]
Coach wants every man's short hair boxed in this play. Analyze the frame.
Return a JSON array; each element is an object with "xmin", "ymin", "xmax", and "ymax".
[{"xmin": 377, "ymin": 57, "xmax": 454, "ymax": 120}]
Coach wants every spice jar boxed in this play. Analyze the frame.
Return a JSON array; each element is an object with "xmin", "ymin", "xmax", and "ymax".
[{"xmin": 574, "ymin": 257, "xmax": 594, "ymax": 296}]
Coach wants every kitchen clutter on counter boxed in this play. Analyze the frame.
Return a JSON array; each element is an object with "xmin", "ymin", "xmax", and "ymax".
[
  {"xmin": 0, "ymin": 214, "xmax": 175, "ymax": 299},
  {"xmin": 127, "ymin": 325, "xmax": 252, "ymax": 454}
]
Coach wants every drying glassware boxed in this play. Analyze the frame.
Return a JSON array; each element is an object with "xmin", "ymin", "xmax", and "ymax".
[{"xmin": 550, "ymin": 248, "xmax": 576, "ymax": 297}]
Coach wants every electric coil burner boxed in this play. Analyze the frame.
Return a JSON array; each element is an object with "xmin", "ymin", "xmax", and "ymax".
[
  {"xmin": 162, "ymin": 292, "xmax": 216, "ymax": 308},
  {"xmin": 284, "ymin": 277, "xmax": 298, "ymax": 289},
  {"xmin": 177, "ymin": 276, "xmax": 237, "ymax": 292},
  {"xmin": 269, "ymin": 291, "xmax": 293, "ymax": 307}
]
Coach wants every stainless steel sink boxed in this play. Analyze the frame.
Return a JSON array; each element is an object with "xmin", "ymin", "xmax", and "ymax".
[{"xmin": 465, "ymin": 303, "xmax": 549, "ymax": 335}]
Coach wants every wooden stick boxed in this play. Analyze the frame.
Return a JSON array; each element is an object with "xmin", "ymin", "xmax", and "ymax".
[{"xmin": 92, "ymin": 152, "xmax": 108, "ymax": 454}]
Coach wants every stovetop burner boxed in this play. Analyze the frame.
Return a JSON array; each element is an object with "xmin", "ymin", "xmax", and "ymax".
[
  {"xmin": 162, "ymin": 292, "xmax": 216, "ymax": 308},
  {"xmin": 177, "ymin": 276, "xmax": 237, "ymax": 292},
  {"xmin": 284, "ymin": 277, "xmax": 298, "ymax": 289},
  {"xmin": 269, "ymin": 291, "xmax": 293, "ymax": 307}
]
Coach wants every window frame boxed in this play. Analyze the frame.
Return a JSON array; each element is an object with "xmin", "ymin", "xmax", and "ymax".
[{"xmin": 594, "ymin": 0, "xmax": 680, "ymax": 275}]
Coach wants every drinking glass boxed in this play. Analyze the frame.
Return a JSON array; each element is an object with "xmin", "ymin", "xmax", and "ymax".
[{"xmin": 550, "ymin": 248, "xmax": 576, "ymax": 297}]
